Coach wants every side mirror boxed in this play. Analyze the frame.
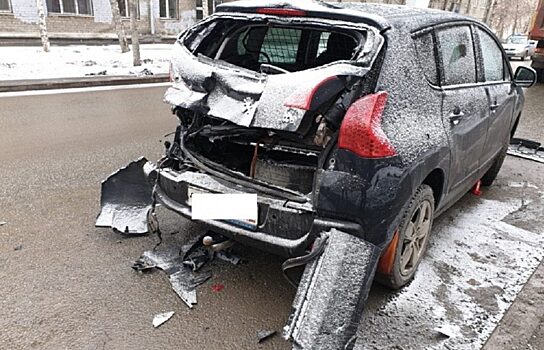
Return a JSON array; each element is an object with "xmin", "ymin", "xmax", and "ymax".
[{"xmin": 513, "ymin": 66, "xmax": 537, "ymax": 88}]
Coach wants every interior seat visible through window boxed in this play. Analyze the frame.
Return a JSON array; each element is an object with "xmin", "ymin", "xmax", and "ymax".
[{"xmin": 315, "ymin": 32, "xmax": 358, "ymax": 66}]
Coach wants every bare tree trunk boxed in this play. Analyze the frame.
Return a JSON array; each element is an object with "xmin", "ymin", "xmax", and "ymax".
[
  {"xmin": 109, "ymin": 0, "xmax": 130, "ymax": 53},
  {"xmin": 465, "ymin": 0, "xmax": 472, "ymax": 16},
  {"xmin": 130, "ymin": 0, "xmax": 141, "ymax": 66},
  {"xmin": 36, "ymin": 0, "xmax": 50, "ymax": 52},
  {"xmin": 483, "ymin": 0, "xmax": 497, "ymax": 25}
]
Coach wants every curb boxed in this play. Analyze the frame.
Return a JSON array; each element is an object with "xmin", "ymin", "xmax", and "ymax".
[{"xmin": 0, "ymin": 74, "xmax": 169, "ymax": 93}]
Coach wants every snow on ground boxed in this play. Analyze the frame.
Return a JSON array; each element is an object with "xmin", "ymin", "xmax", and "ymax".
[
  {"xmin": 357, "ymin": 194, "xmax": 544, "ymax": 350},
  {"xmin": 0, "ymin": 44, "xmax": 172, "ymax": 80}
]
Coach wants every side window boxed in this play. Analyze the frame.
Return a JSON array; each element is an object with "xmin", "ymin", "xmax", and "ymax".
[
  {"xmin": 413, "ymin": 32, "xmax": 438, "ymax": 85},
  {"xmin": 437, "ymin": 25, "xmax": 477, "ymax": 86},
  {"xmin": 477, "ymin": 27, "xmax": 505, "ymax": 82}
]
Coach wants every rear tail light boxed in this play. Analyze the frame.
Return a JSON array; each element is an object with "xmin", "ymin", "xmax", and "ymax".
[
  {"xmin": 256, "ymin": 8, "xmax": 307, "ymax": 16},
  {"xmin": 338, "ymin": 92, "xmax": 396, "ymax": 158}
]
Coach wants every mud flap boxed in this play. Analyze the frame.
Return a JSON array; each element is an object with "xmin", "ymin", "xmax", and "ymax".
[
  {"xmin": 283, "ymin": 229, "xmax": 380, "ymax": 350},
  {"xmin": 95, "ymin": 157, "xmax": 156, "ymax": 234}
]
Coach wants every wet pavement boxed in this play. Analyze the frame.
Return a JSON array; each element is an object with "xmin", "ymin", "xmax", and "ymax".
[{"xmin": 0, "ymin": 64, "xmax": 543, "ymax": 349}]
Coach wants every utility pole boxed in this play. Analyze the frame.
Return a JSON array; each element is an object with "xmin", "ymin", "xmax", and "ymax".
[
  {"xmin": 36, "ymin": 0, "xmax": 50, "ymax": 52},
  {"xmin": 130, "ymin": 0, "xmax": 141, "ymax": 66},
  {"xmin": 109, "ymin": 0, "xmax": 130, "ymax": 53}
]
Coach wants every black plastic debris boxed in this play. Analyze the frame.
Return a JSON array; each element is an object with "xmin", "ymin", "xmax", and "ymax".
[
  {"xmin": 283, "ymin": 229, "xmax": 380, "ymax": 350},
  {"xmin": 508, "ymin": 138, "xmax": 544, "ymax": 163},
  {"xmin": 95, "ymin": 158, "xmax": 155, "ymax": 234},
  {"xmin": 257, "ymin": 330, "xmax": 277, "ymax": 343}
]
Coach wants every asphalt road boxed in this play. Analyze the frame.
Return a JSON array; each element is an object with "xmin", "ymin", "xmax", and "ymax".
[{"xmin": 0, "ymin": 78, "xmax": 543, "ymax": 349}]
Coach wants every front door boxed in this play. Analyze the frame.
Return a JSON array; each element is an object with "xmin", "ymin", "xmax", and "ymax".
[{"xmin": 476, "ymin": 27, "xmax": 517, "ymax": 163}]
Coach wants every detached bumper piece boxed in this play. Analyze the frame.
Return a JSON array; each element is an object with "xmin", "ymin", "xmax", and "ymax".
[
  {"xmin": 95, "ymin": 158, "xmax": 156, "ymax": 234},
  {"xmin": 284, "ymin": 229, "xmax": 380, "ymax": 350},
  {"xmin": 508, "ymin": 138, "xmax": 544, "ymax": 164}
]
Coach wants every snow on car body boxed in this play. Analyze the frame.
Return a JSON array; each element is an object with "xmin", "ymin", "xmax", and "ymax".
[{"xmin": 96, "ymin": 1, "xmax": 536, "ymax": 348}]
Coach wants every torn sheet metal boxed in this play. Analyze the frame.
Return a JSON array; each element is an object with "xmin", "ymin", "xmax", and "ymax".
[
  {"xmin": 507, "ymin": 138, "xmax": 544, "ymax": 164},
  {"xmin": 133, "ymin": 239, "xmax": 212, "ymax": 308},
  {"xmin": 166, "ymin": 17, "xmax": 376, "ymax": 132},
  {"xmin": 283, "ymin": 229, "xmax": 380, "ymax": 350},
  {"xmin": 95, "ymin": 158, "xmax": 156, "ymax": 234},
  {"xmin": 153, "ymin": 311, "xmax": 175, "ymax": 328}
]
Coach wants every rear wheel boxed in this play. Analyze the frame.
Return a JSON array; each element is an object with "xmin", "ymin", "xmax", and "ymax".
[
  {"xmin": 481, "ymin": 144, "xmax": 508, "ymax": 186},
  {"xmin": 376, "ymin": 184, "xmax": 435, "ymax": 289}
]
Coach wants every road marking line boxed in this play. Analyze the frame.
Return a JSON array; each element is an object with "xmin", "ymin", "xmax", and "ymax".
[{"xmin": 0, "ymin": 82, "xmax": 171, "ymax": 97}]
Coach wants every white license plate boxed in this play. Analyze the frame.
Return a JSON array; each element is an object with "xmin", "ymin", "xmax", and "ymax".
[{"xmin": 189, "ymin": 191, "xmax": 258, "ymax": 227}]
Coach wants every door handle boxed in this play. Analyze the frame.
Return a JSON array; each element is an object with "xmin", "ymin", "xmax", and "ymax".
[
  {"xmin": 449, "ymin": 111, "xmax": 465, "ymax": 125},
  {"xmin": 490, "ymin": 102, "xmax": 500, "ymax": 111}
]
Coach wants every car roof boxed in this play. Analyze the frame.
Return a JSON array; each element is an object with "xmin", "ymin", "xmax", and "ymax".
[{"xmin": 215, "ymin": 0, "xmax": 474, "ymax": 33}]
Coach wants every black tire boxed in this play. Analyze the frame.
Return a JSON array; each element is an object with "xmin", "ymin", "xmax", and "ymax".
[
  {"xmin": 481, "ymin": 144, "xmax": 508, "ymax": 187},
  {"xmin": 376, "ymin": 184, "xmax": 435, "ymax": 290}
]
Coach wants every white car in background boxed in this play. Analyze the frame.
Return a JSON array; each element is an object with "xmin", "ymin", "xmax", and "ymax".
[{"xmin": 503, "ymin": 35, "xmax": 535, "ymax": 60}]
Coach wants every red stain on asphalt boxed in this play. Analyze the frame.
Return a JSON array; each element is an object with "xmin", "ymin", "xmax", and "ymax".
[{"xmin": 211, "ymin": 283, "xmax": 225, "ymax": 292}]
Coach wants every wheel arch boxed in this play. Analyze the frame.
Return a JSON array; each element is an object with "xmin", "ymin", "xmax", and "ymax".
[{"xmin": 421, "ymin": 168, "xmax": 445, "ymax": 209}]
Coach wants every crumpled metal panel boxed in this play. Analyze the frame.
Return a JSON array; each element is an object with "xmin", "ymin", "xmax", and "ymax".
[
  {"xmin": 95, "ymin": 158, "xmax": 155, "ymax": 234},
  {"xmin": 284, "ymin": 229, "xmax": 380, "ymax": 350},
  {"xmin": 165, "ymin": 16, "xmax": 381, "ymax": 131},
  {"xmin": 135, "ymin": 243, "xmax": 212, "ymax": 308}
]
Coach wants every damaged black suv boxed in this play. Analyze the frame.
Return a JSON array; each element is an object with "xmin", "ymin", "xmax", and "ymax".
[{"xmin": 97, "ymin": 1, "xmax": 536, "ymax": 348}]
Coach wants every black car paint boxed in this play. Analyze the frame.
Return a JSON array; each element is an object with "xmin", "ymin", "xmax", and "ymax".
[{"xmin": 154, "ymin": 5, "xmax": 524, "ymax": 257}]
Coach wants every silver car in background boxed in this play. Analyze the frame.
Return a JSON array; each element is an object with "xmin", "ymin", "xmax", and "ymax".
[{"xmin": 503, "ymin": 34, "xmax": 535, "ymax": 60}]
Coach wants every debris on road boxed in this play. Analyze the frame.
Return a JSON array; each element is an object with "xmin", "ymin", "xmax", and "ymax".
[
  {"xmin": 257, "ymin": 330, "xmax": 277, "ymax": 343},
  {"xmin": 0, "ymin": 221, "xmax": 6, "ymax": 226},
  {"xmin": 95, "ymin": 158, "xmax": 155, "ymax": 234},
  {"xmin": 434, "ymin": 324, "xmax": 460, "ymax": 338},
  {"xmin": 14, "ymin": 244, "xmax": 22, "ymax": 251},
  {"xmin": 133, "ymin": 237, "xmax": 212, "ymax": 308},
  {"xmin": 508, "ymin": 138, "xmax": 544, "ymax": 163},
  {"xmin": 153, "ymin": 311, "xmax": 175, "ymax": 328},
  {"xmin": 216, "ymin": 250, "xmax": 242, "ymax": 265},
  {"xmin": 284, "ymin": 229, "xmax": 380, "ymax": 349}
]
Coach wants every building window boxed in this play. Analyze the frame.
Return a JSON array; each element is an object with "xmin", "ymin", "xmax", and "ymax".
[
  {"xmin": 195, "ymin": 0, "xmax": 202, "ymax": 20},
  {"xmin": 46, "ymin": 0, "xmax": 93, "ymax": 15},
  {"xmin": 0, "ymin": 0, "xmax": 11, "ymax": 12},
  {"xmin": 159, "ymin": 0, "xmax": 177, "ymax": 19},
  {"xmin": 117, "ymin": 0, "xmax": 139, "ymax": 18}
]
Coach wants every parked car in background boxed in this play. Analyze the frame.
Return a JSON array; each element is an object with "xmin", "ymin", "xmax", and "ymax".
[
  {"xmin": 503, "ymin": 34, "xmax": 535, "ymax": 60},
  {"xmin": 96, "ymin": 1, "xmax": 537, "ymax": 348}
]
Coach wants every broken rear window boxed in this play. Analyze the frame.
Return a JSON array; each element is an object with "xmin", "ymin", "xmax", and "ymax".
[{"xmin": 183, "ymin": 18, "xmax": 365, "ymax": 73}]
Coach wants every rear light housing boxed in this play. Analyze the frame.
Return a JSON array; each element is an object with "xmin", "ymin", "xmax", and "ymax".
[
  {"xmin": 284, "ymin": 76, "xmax": 342, "ymax": 111},
  {"xmin": 338, "ymin": 92, "xmax": 396, "ymax": 159},
  {"xmin": 256, "ymin": 8, "xmax": 307, "ymax": 16}
]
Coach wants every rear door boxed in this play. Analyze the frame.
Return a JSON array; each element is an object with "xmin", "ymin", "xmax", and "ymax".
[
  {"xmin": 475, "ymin": 26, "xmax": 516, "ymax": 163},
  {"xmin": 436, "ymin": 25, "xmax": 489, "ymax": 193}
]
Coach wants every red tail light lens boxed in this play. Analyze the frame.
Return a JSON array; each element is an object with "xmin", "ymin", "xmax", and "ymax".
[
  {"xmin": 338, "ymin": 92, "xmax": 396, "ymax": 158},
  {"xmin": 256, "ymin": 8, "xmax": 307, "ymax": 16}
]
